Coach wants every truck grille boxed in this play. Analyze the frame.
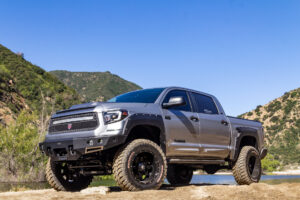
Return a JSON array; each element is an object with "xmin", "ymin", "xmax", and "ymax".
[{"xmin": 49, "ymin": 112, "xmax": 99, "ymax": 134}]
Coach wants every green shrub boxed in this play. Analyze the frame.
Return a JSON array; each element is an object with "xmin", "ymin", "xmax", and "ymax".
[
  {"xmin": 290, "ymin": 92, "xmax": 297, "ymax": 98},
  {"xmin": 263, "ymin": 115, "xmax": 268, "ymax": 121},
  {"xmin": 270, "ymin": 116, "xmax": 279, "ymax": 123},
  {"xmin": 266, "ymin": 101, "xmax": 281, "ymax": 113},
  {"xmin": 261, "ymin": 153, "xmax": 280, "ymax": 172},
  {"xmin": 282, "ymin": 92, "xmax": 289, "ymax": 102},
  {"xmin": 261, "ymin": 154, "xmax": 281, "ymax": 172},
  {"xmin": 0, "ymin": 111, "xmax": 47, "ymax": 181},
  {"xmin": 284, "ymin": 100, "xmax": 296, "ymax": 114},
  {"xmin": 255, "ymin": 105, "xmax": 262, "ymax": 116}
]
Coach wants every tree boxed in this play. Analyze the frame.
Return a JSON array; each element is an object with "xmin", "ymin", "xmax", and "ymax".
[{"xmin": 0, "ymin": 111, "xmax": 47, "ymax": 181}]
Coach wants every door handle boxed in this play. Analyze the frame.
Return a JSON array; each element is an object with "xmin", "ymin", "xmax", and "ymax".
[
  {"xmin": 174, "ymin": 139, "xmax": 186, "ymax": 143},
  {"xmin": 190, "ymin": 116, "xmax": 199, "ymax": 122},
  {"xmin": 165, "ymin": 115, "xmax": 171, "ymax": 120},
  {"xmin": 221, "ymin": 120, "xmax": 229, "ymax": 126}
]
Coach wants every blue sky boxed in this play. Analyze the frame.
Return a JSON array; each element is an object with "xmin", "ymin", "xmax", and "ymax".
[{"xmin": 1, "ymin": 0, "xmax": 300, "ymax": 116}]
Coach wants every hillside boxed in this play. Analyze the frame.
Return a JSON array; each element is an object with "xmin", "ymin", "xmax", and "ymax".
[
  {"xmin": 0, "ymin": 44, "xmax": 80, "ymax": 125},
  {"xmin": 50, "ymin": 70, "xmax": 141, "ymax": 102},
  {"xmin": 239, "ymin": 88, "xmax": 300, "ymax": 165}
]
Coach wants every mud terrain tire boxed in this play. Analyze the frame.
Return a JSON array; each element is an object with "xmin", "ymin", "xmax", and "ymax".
[
  {"xmin": 46, "ymin": 158, "xmax": 93, "ymax": 191},
  {"xmin": 113, "ymin": 139, "xmax": 167, "ymax": 191},
  {"xmin": 233, "ymin": 146, "xmax": 262, "ymax": 185},
  {"xmin": 167, "ymin": 164, "xmax": 193, "ymax": 185}
]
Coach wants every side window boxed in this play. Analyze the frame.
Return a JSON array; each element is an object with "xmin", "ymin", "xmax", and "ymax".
[
  {"xmin": 162, "ymin": 90, "xmax": 191, "ymax": 112},
  {"xmin": 191, "ymin": 92, "xmax": 219, "ymax": 114}
]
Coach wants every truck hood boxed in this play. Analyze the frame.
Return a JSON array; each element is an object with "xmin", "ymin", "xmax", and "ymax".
[{"xmin": 69, "ymin": 102, "xmax": 150, "ymax": 111}]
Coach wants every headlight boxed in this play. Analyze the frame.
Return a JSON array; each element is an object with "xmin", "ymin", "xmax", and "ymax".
[{"xmin": 103, "ymin": 110, "xmax": 128, "ymax": 124}]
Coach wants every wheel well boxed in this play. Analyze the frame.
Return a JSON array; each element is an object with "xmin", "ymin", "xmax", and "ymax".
[
  {"xmin": 126, "ymin": 125, "xmax": 161, "ymax": 146},
  {"xmin": 239, "ymin": 136, "xmax": 257, "ymax": 149},
  {"xmin": 232, "ymin": 136, "xmax": 258, "ymax": 164}
]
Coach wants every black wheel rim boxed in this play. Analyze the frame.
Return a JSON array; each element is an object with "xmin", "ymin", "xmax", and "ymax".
[
  {"xmin": 55, "ymin": 162, "xmax": 78, "ymax": 183},
  {"xmin": 130, "ymin": 151, "xmax": 160, "ymax": 185},
  {"xmin": 247, "ymin": 153, "xmax": 260, "ymax": 180}
]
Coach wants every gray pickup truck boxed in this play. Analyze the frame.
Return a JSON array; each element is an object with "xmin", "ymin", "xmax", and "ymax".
[{"xmin": 39, "ymin": 87, "xmax": 267, "ymax": 191}]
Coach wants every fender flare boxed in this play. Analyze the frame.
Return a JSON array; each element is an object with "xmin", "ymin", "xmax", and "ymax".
[
  {"xmin": 233, "ymin": 127, "xmax": 260, "ymax": 161},
  {"xmin": 123, "ymin": 113, "xmax": 166, "ymax": 152}
]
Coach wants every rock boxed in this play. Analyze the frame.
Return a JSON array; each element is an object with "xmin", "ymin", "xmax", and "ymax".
[{"xmin": 80, "ymin": 186, "xmax": 109, "ymax": 195}]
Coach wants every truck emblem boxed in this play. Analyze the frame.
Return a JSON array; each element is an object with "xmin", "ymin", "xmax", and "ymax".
[{"xmin": 67, "ymin": 124, "xmax": 72, "ymax": 130}]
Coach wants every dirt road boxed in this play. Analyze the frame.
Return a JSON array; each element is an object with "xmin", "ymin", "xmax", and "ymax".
[{"xmin": 0, "ymin": 183, "xmax": 299, "ymax": 200}]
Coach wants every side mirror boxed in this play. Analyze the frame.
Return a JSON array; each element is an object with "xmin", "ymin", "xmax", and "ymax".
[{"xmin": 162, "ymin": 96, "xmax": 186, "ymax": 109}]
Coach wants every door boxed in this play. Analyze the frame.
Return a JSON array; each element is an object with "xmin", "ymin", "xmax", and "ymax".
[
  {"xmin": 190, "ymin": 92, "xmax": 231, "ymax": 159},
  {"xmin": 161, "ymin": 90, "xmax": 200, "ymax": 157}
]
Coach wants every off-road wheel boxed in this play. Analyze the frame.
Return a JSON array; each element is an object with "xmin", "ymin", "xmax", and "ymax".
[
  {"xmin": 167, "ymin": 164, "xmax": 193, "ymax": 185},
  {"xmin": 113, "ymin": 139, "xmax": 167, "ymax": 191},
  {"xmin": 232, "ymin": 146, "xmax": 262, "ymax": 185},
  {"xmin": 204, "ymin": 165, "xmax": 220, "ymax": 175},
  {"xmin": 46, "ymin": 158, "xmax": 93, "ymax": 191}
]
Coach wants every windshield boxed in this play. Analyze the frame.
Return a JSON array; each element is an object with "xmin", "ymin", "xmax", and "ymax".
[{"xmin": 108, "ymin": 88, "xmax": 165, "ymax": 103}]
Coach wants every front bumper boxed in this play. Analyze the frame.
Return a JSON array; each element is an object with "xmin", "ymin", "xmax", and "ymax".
[{"xmin": 39, "ymin": 135, "xmax": 126, "ymax": 161}]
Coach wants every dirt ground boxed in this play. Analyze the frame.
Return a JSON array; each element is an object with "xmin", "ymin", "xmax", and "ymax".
[{"xmin": 0, "ymin": 183, "xmax": 299, "ymax": 200}]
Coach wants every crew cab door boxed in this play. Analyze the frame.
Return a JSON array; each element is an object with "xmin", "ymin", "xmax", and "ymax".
[
  {"xmin": 190, "ymin": 92, "xmax": 231, "ymax": 159},
  {"xmin": 161, "ymin": 90, "xmax": 200, "ymax": 157}
]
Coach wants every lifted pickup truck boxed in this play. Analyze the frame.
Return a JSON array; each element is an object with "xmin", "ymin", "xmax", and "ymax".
[{"xmin": 39, "ymin": 87, "xmax": 267, "ymax": 191}]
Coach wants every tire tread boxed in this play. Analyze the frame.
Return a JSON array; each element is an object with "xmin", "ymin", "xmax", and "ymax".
[
  {"xmin": 113, "ymin": 139, "xmax": 167, "ymax": 191},
  {"xmin": 45, "ymin": 158, "xmax": 92, "ymax": 191},
  {"xmin": 232, "ymin": 146, "xmax": 261, "ymax": 185}
]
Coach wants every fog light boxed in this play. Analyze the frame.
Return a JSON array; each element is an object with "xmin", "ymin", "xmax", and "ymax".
[{"xmin": 87, "ymin": 139, "xmax": 94, "ymax": 146}]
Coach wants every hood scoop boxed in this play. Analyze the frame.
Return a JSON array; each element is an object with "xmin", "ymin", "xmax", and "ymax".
[{"xmin": 56, "ymin": 102, "xmax": 102, "ymax": 114}]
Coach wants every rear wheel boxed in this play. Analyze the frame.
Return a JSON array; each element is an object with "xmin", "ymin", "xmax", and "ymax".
[
  {"xmin": 232, "ymin": 146, "xmax": 262, "ymax": 185},
  {"xmin": 167, "ymin": 164, "xmax": 193, "ymax": 185},
  {"xmin": 46, "ymin": 158, "xmax": 93, "ymax": 191},
  {"xmin": 113, "ymin": 139, "xmax": 167, "ymax": 191}
]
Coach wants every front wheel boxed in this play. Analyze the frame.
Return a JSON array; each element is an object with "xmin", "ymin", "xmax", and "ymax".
[
  {"xmin": 232, "ymin": 146, "xmax": 262, "ymax": 185},
  {"xmin": 45, "ymin": 158, "xmax": 93, "ymax": 191},
  {"xmin": 113, "ymin": 139, "xmax": 167, "ymax": 191}
]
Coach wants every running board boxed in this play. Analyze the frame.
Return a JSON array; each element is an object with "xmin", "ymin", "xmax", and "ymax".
[{"xmin": 169, "ymin": 158, "xmax": 225, "ymax": 165}]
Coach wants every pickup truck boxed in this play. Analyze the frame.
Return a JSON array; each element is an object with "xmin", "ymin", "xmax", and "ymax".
[{"xmin": 39, "ymin": 87, "xmax": 267, "ymax": 191}]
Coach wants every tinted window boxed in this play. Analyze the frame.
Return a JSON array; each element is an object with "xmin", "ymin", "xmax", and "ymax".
[
  {"xmin": 108, "ymin": 88, "xmax": 165, "ymax": 103},
  {"xmin": 162, "ymin": 90, "xmax": 191, "ymax": 112},
  {"xmin": 191, "ymin": 93, "xmax": 219, "ymax": 114}
]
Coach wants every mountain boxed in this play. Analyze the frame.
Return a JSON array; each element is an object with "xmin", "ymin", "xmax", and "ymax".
[
  {"xmin": 0, "ymin": 44, "xmax": 80, "ymax": 125},
  {"xmin": 50, "ymin": 70, "xmax": 142, "ymax": 102},
  {"xmin": 239, "ymin": 88, "xmax": 300, "ymax": 165}
]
